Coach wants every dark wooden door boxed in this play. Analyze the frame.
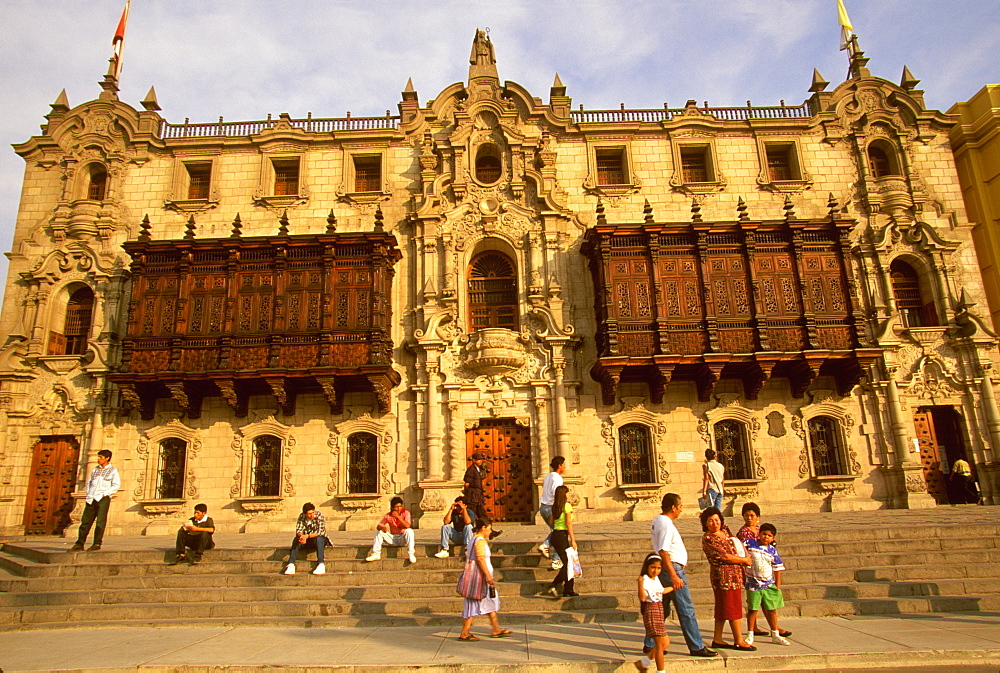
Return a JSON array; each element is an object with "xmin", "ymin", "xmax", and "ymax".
[
  {"xmin": 466, "ymin": 419, "xmax": 533, "ymax": 522},
  {"xmin": 23, "ymin": 437, "xmax": 80, "ymax": 535},
  {"xmin": 913, "ymin": 412, "xmax": 948, "ymax": 504}
]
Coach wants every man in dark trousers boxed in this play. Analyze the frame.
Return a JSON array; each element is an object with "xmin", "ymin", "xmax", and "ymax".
[
  {"xmin": 171, "ymin": 503, "xmax": 215, "ymax": 565},
  {"xmin": 463, "ymin": 452, "xmax": 501, "ymax": 539},
  {"xmin": 70, "ymin": 449, "xmax": 120, "ymax": 552}
]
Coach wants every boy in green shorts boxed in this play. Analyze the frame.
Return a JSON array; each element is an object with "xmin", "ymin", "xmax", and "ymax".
[{"xmin": 744, "ymin": 523, "xmax": 791, "ymax": 646}]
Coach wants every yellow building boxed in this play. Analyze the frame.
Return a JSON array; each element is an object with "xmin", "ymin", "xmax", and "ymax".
[
  {"xmin": 949, "ymin": 85, "xmax": 1000, "ymax": 331},
  {"xmin": 1, "ymin": 32, "xmax": 998, "ymax": 539}
]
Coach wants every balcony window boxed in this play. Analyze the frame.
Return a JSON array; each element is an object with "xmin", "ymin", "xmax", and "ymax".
[
  {"xmin": 468, "ymin": 251, "xmax": 518, "ymax": 331},
  {"xmin": 186, "ymin": 163, "xmax": 212, "ymax": 200},
  {"xmin": 272, "ymin": 159, "xmax": 299, "ymax": 196},
  {"xmin": 475, "ymin": 146, "xmax": 502, "ymax": 184},
  {"xmin": 353, "ymin": 155, "xmax": 381, "ymax": 193},
  {"xmin": 680, "ymin": 146, "xmax": 712, "ymax": 183},
  {"xmin": 890, "ymin": 259, "xmax": 938, "ymax": 327},
  {"xmin": 87, "ymin": 165, "xmax": 107, "ymax": 200},
  {"xmin": 596, "ymin": 148, "xmax": 626, "ymax": 185}
]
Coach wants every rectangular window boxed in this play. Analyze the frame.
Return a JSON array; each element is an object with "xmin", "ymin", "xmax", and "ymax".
[
  {"xmin": 272, "ymin": 159, "xmax": 300, "ymax": 196},
  {"xmin": 186, "ymin": 163, "xmax": 212, "ymax": 200},
  {"xmin": 765, "ymin": 144, "xmax": 796, "ymax": 181},
  {"xmin": 680, "ymin": 146, "xmax": 711, "ymax": 183},
  {"xmin": 353, "ymin": 155, "xmax": 381, "ymax": 193},
  {"xmin": 595, "ymin": 148, "xmax": 626, "ymax": 185}
]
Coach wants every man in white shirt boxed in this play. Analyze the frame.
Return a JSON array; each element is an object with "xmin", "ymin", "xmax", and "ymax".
[
  {"xmin": 646, "ymin": 492, "xmax": 716, "ymax": 658},
  {"xmin": 702, "ymin": 449, "xmax": 725, "ymax": 510},
  {"xmin": 70, "ymin": 450, "xmax": 120, "ymax": 552},
  {"xmin": 537, "ymin": 456, "xmax": 565, "ymax": 560}
]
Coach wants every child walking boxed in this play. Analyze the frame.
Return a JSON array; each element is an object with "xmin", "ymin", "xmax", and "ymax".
[
  {"xmin": 744, "ymin": 522, "xmax": 792, "ymax": 645},
  {"xmin": 634, "ymin": 553, "xmax": 674, "ymax": 673}
]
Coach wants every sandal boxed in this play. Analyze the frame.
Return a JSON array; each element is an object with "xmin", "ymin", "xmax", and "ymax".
[
  {"xmin": 734, "ymin": 643, "xmax": 757, "ymax": 651},
  {"xmin": 710, "ymin": 641, "xmax": 733, "ymax": 649},
  {"xmin": 457, "ymin": 634, "xmax": 480, "ymax": 641},
  {"xmin": 490, "ymin": 629, "xmax": 513, "ymax": 638}
]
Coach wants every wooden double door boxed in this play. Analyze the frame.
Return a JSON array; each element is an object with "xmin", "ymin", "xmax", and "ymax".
[
  {"xmin": 465, "ymin": 419, "xmax": 534, "ymax": 522},
  {"xmin": 913, "ymin": 406, "xmax": 968, "ymax": 505},
  {"xmin": 23, "ymin": 436, "xmax": 80, "ymax": 535}
]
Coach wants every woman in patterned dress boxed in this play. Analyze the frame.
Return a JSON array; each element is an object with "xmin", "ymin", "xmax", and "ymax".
[
  {"xmin": 457, "ymin": 516, "xmax": 512, "ymax": 641},
  {"xmin": 700, "ymin": 506, "xmax": 755, "ymax": 651}
]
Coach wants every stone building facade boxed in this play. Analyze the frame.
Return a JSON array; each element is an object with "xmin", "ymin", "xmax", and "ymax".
[{"xmin": 2, "ymin": 32, "xmax": 999, "ymax": 538}]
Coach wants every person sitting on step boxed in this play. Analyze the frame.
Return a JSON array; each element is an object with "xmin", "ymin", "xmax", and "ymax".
[
  {"xmin": 435, "ymin": 496, "xmax": 473, "ymax": 558},
  {"xmin": 366, "ymin": 496, "xmax": 416, "ymax": 564},
  {"xmin": 171, "ymin": 503, "xmax": 215, "ymax": 565},
  {"xmin": 284, "ymin": 502, "xmax": 331, "ymax": 575}
]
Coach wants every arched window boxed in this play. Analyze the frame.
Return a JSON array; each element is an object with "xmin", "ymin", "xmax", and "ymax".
[
  {"xmin": 156, "ymin": 438, "xmax": 187, "ymax": 499},
  {"xmin": 347, "ymin": 432, "xmax": 378, "ymax": 493},
  {"xmin": 867, "ymin": 143, "xmax": 899, "ymax": 178},
  {"xmin": 87, "ymin": 165, "xmax": 108, "ymax": 201},
  {"xmin": 807, "ymin": 416, "xmax": 847, "ymax": 477},
  {"xmin": 619, "ymin": 423, "xmax": 655, "ymax": 484},
  {"xmin": 468, "ymin": 251, "xmax": 518, "ymax": 331},
  {"xmin": 713, "ymin": 420, "xmax": 753, "ymax": 480},
  {"xmin": 49, "ymin": 286, "xmax": 95, "ymax": 355},
  {"xmin": 475, "ymin": 145, "xmax": 502, "ymax": 184},
  {"xmin": 890, "ymin": 259, "xmax": 938, "ymax": 327},
  {"xmin": 251, "ymin": 435, "xmax": 282, "ymax": 496}
]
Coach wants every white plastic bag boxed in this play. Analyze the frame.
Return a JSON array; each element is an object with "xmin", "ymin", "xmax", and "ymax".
[{"xmin": 565, "ymin": 547, "xmax": 583, "ymax": 578}]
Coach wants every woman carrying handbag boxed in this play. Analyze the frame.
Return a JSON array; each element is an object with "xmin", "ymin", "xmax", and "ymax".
[
  {"xmin": 542, "ymin": 485, "xmax": 579, "ymax": 599},
  {"xmin": 456, "ymin": 515, "xmax": 512, "ymax": 641}
]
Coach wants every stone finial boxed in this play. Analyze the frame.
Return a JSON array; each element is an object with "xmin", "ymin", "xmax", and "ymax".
[
  {"xmin": 138, "ymin": 214, "xmax": 152, "ymax": 242},
  {"xmin": 827, "ymin": 193, "xmax": 840, "ymax": 220},
  {"xmin": 51, "ymin": 89, "xmax": 70, "ymax": 113},
  {"xmin": 551, "ymin": 72, "xmax": 566, "ymax": 97},
  {"xmin": 809, "ymin": 68, "xmax": 829, "ymax": 93},
  {"xmin": 468, "ymin": 28, "xmax": 499, "ymax": 80},
  {"xmin": 374, "ymin": 205, "xmax": 385, "ymax": 233},
  {"xmin": 326, "ymin": 209, "xmax": 338, "ymax": 234},
  {"xmin": 404, "ymin": 77, "xmax": 415, "ymax": 93},
  {"xmin": 783, "ymin": 195, "xmax": 796, "ymax": 221},
  {"xmin": 277, "ymin": 210, "xmax": 290, "ymax": 236},
  {"xmin": 691, "ymin": 198, "xmax": 703, "ymax": 223},
  {"xmin": 595, "ymin": 200, "xmax": 607, "ymax": 226},
  {"xmin": 737, "ymin": 197, "xmax": 749, "ymax": 222},
  {"xmin": 230, "ymin": 213, "xmax": 242, "ymax": 238},
  {"xmin": 643, "ymin": 199, "xmax": 655, "ymax": 225},
  {"xmin": 141, "ymin": 86, "xmax": 161, "ymax": 112},
  {"xmin": 184, "ymin": 215, "xmax": 196, "ymax": 240},
  {"xmin": 900, "ymin": 66, "xmax": 920, "ymax": 91}
]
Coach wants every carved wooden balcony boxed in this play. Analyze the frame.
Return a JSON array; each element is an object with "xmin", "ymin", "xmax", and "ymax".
[
  {"xmin": 109, "ymin": 230, "xmax": 401, "ymax": 420},
  {"xmin": 581, "ymin": 212, "xmax": 882, "ymax": 405}
]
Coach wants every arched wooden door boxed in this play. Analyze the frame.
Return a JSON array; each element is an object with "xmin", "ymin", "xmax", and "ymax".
[
  {"xmin": 466, "ymin": 419, "xmax": 533, "ymax": 522},
  {"xmin": 913, "ymin": 412, "xmax": 948, "ymax": 504},
  {"xmin": 23, "ymin": 436, "xmax": 80, "ymax": 535}
]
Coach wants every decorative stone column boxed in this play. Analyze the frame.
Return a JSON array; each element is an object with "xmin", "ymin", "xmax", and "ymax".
[
  {"xmin": 552, "ymin": 363, "xmax": 570, "ymax": 459},
  {"xmin": 977, "ymin": 369, "xmax": 1000, "ymax": 505},
  {"xmin": 447, "ymin": 398, "xmax": 464, "ymax": 481},
  {"xmin": 424, "ymin": 362, "xmax": 443, "ymax": 481},
  {"xmin": 883, "ymin": 376, "xmax": 936, "ymax": 509}
]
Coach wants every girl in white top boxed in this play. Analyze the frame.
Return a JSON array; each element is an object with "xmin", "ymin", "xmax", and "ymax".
[{"xmin": 635, "ymin": 553, "xmax": 674, "ymax": 673}]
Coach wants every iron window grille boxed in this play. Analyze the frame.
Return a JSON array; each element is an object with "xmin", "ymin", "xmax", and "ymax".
[
  {"xmin": 156, "ymin": 438, "xmax": 187, "ymax": 499},
  {"xmin": 713, "ymin": 419, "xmax": 753, "ymax": 480},
  {"xmin": 347, "ymin": 432, "xmax": 378, "ymax": 493},
  {"xmin": 619, "ymin": 423, "xmax": 655, "ymax": 484},
  {"xmin": 251, "ymin": 435, "xmax": 282, "ymax": 497},
  {"xmin": 807, "ymin": 416, "xmax": 847, "ymax": 477}
]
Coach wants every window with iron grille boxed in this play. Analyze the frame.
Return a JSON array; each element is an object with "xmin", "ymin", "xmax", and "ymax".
[
  {"xmin": 807, "ymin": 416, "xmax": 847, "ymax": 476},
  {"xmin": 61, "ymin": 286, "xmax": 95, "ymax": 355},
  {"xmin": 713, "ymin": 420, "xmax": 753, "ymax": 480},
  {"xmin": 680, "ymin": 146, "xmax": 711, "ymax": 183},
  {"xmin": 468, "ymin": 251, "xmax": 518, "ymax": 331},
  {"xmin": 889, "ymin": 259, "xmax": 938, "ymax": 327},
  {"xmin": 765, "ymin": 145, "xmax": 795, "ymax": 181},
  {"xmin": 619, "ymin": 423, "xmax": 655, "ymax": 484},
  {"xmin": 347, "ymin": 432, "xmax": 378, "ymax": 493},
  {"xmin": 353, "ymin": 155, "xmax": 381, "ymax": 193},
  {"xmin": 272, "ymin": 159, "xmax": 299, "ymax": 195},
  {"xmin": 87, "ymin": 165, "xmax": 107, "ymax": 200},
  {"xmin": 251, "ymin": 435, "xmax": 282, "ymax": 497},
  {"xmin": 156, "ymin": 438, "xmax": 187, "ymax": 499},
  {"xmin": 186, "ymin": 163, "xmax": 212, "ymax": 200},
  {"xmin": 595, "ymin": 148, "xmax": 626, "ymax": 185}
]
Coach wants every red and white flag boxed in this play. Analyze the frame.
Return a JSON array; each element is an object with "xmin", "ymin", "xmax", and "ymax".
[{"xmin": 111, "ymin": 0, "xmax": 131, "ymax": 79}]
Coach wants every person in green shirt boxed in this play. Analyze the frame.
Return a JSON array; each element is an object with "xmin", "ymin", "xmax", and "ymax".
[{"xmin": 542, "ymin": 485, "xmax": 579, "ymax": 598}]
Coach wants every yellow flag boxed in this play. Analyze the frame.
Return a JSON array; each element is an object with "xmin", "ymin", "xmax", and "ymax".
[{"xmin": 837, "ymin": 0, "xmax": 854, "ymax": 51}]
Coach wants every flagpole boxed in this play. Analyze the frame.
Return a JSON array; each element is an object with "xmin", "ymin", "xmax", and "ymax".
[{"xmin": 112, "ymin": 0, "xmax": 132, "ymax": 81}]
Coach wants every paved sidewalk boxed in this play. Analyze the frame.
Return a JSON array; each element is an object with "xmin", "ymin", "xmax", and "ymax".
[{"xmin": 1, "ymin": 613, "xmax": 998, "ymax": 672}]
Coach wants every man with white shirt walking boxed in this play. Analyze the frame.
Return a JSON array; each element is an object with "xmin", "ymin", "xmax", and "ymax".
[
  {"xmin": 70, "ymin": 450, "xmax": 120, "ymax": 552},
  {"xmin": 644, "ymin": 492, "xmax": 716, "ymax": 658},
  {"xmin": 538, "ymin": 456, "xmax": 565, "ymax": 563}
]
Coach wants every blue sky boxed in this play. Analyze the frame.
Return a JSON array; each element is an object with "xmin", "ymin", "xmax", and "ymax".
[{"xmin": 0, "ymin": 0, "xmax": 997, "ymax": 298}]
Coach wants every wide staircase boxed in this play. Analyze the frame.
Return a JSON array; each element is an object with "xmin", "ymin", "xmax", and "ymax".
[{"xmin": 1, "ymin": 512, "xmax": 999, "ymax": 630}]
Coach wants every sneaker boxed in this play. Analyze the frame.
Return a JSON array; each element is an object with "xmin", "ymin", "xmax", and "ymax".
[
  {"xmin": 771, "ymin": 632, "xmax": 790, "ymax": 646},
  {"xmin": 551, "ymin": 558, "xmax": 563, "ymax": 570},
  {"xmin": 191, "ymin": 554, "xmax": 202, "ymax": 565},
  {"xmin": 312, "ymin": 563, "xmax": 325, "ymax": 575},
  {"xmin": 70, "ymin": 544, "xmax": 85, "ymax": 552},
  {"xmin": 745, "ymin": 632, "xmax": 754, "ymax": 646},
  {"xmin": 170, "ymin": 554, "xmax": 186, "ymax": 565},
  {"xmin": 87, "ymin": 544, "xmax": 101, "ymax": 551},
  {"xmin": 539, "ymin": 544, "xmax": 552, "ymax": 559},
  {"xmin": 365, "ymin": 551, "xmax": 381, "ymax": 562},
  {"xmin": 434, "ymin": 549, "xmax": 450, "ymax": 559},
  {"xmin": 408, "ymin": 553, "xmax": 417, "ymax": 564},
  {"xmin": 283, "ymin": 563, "xmax": 296, "ymax": 575}
]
